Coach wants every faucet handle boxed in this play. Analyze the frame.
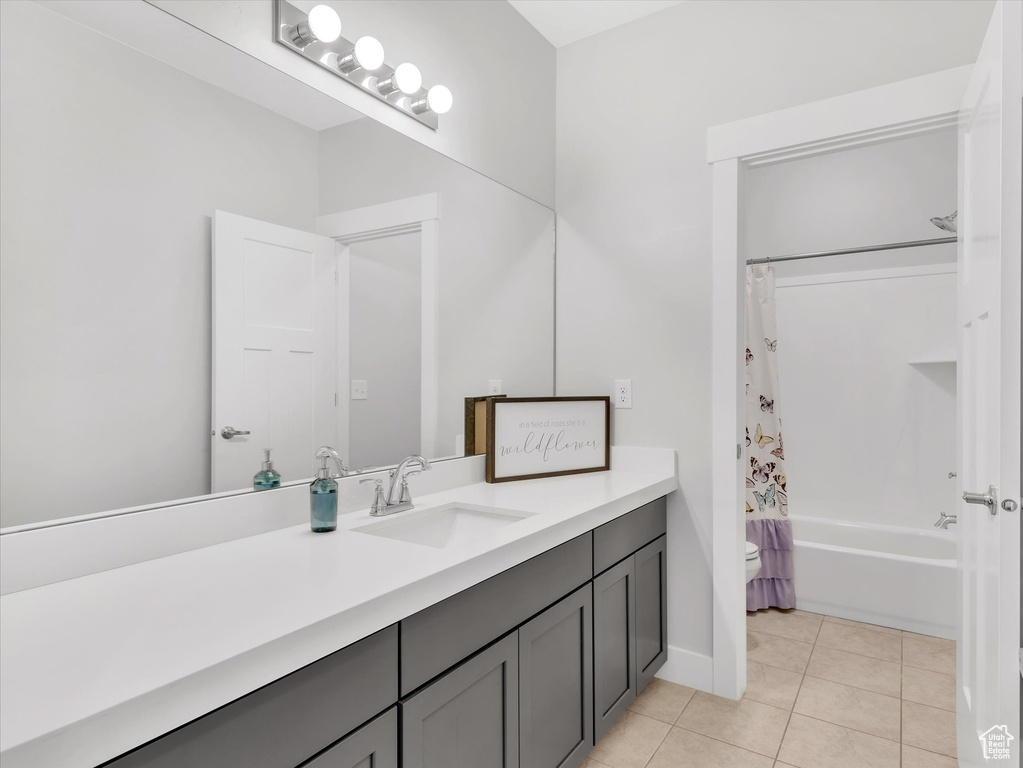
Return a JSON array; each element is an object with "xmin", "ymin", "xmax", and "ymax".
[
  {"xmin": 359, "ymin": 478, "xmax": 386, "ymax": 516},
  {"xmin": 399, "ymin": 469, "xmax": 423, "ymax": 504}
]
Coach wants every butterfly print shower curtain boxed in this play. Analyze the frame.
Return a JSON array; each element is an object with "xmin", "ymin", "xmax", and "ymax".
[{"xmin": 745, "ymin": 265, "xmax": 795, "ymax": 610}]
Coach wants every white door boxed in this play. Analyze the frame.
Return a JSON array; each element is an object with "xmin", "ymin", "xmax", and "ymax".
[
  {"xmin": 212, "ymin": 211, "xmax": 337, "ymax": 492},
  {"xmin": 956, "ymin": 1, "xmax": 1021, "ymax": 764}
]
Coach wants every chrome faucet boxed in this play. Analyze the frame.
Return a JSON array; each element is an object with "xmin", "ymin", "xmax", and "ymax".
[
  {"xmin": 371, "ymin": 454, "xmax": 431, "ymax": 516},
  {"xmin": 934, "ymin": 512, "xmax": 957, "ymax": 529}
]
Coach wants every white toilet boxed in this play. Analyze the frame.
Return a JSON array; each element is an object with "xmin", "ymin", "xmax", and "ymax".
[{"xmin": 745, "ymin": 541, "xmax": 762, "ymax": 583}]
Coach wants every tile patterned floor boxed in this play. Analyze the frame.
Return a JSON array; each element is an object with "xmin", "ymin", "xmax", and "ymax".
[{"xmin": 585, "ymin": 609, "xmax": 958, "ymax": 768}]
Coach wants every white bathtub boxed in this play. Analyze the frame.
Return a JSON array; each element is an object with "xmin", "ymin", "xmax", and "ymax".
[{"xmin": 791, "ymin": 515, "xmax": 957, "ymax": 639}]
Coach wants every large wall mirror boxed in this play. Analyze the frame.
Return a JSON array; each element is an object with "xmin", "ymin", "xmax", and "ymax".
[{"xmin": 0, "ymin": 0, "xmax": 555, "ymax": 529}]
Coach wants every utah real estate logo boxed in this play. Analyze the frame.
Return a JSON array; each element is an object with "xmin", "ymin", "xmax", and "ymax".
[{"xmin": 979, "ymin": 725, "xmax": 1014, "ymax": 760}]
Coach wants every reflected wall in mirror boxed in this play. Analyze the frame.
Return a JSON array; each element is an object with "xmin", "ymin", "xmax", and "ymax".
[{"xmin": 0, "ymin": 0, "xmax": 554, "ymax": 529}]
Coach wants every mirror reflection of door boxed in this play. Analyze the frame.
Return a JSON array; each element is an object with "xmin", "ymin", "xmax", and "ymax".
[
  {"xmin": 212, "ymin": 211, "xmax": 338, "ymax": 493},
  {"xmin": 347, "ymin": 233, "xmax": 422, "ymax": 470}
]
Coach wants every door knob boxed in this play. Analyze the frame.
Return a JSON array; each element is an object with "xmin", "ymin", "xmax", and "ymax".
[
  {"xmin": 963, "ymin": 485, "xmax": 998, "ymax": 515},
  {"xmin": 220, "ymin": 426, "xmax": 251, "ymax": 439}
]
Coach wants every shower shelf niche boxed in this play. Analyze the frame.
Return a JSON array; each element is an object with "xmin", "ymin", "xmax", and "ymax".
[{"xmin": 908, "ymin": 356, "xmax": 957, "ymax": 365}]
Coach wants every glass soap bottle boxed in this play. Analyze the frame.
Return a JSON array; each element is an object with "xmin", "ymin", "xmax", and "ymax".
[
  {"xmin": 310, "ymin": 447, "xmax": 347, "ymax": 533},
  {"xmin": 253, "ymin": 449, "xmax": 281, "ymax": 490}
]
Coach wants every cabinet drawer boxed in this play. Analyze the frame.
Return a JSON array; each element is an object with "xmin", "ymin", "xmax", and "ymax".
[
  {"xmin": 105, "ymin": 625, "xmax": 398, "ymax": 768},
  {"xmin": 401, "ymin": 533, "xmax": 592, "ymax": 695},
  {"xmin": 592, "ymin": 497, "xmax": 666, "ymax": 576},
  {"xmin": 304, "ymin": 707, "xmax": 398, "ymax": 768}
]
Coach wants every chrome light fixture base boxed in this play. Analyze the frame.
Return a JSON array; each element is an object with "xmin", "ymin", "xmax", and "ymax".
[{"xmin": 274, "ymin": 0, "xmax": 439, "ymax": 130}]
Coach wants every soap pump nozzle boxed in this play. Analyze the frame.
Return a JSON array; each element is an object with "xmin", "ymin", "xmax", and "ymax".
[
  {"xmin": 261, "ymin": 448, "xmax": 274, "ymax": 472},
  {"xmin": 315, "ymin": 446, "xmax": 348, "ymax": 479}
]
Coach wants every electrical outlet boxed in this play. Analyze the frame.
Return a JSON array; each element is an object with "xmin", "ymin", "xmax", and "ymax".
[
  {"xmin": 351, "ymin": 380, "xmax": 367, "ymax": 400},
  {"xmin": 488, "ymin": 379, "xmax": 502, "ymax": 395},
  {"xmin": 614, "ymin": 379, "xmax": 632, "ymax": 409}
]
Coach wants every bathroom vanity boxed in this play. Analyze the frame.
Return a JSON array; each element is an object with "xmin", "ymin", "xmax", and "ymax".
[
  {"xmin": 103, "ymin": 499, "xmax": 665, "ymax": 768},
  {"xmin": 0, "ymin": 451, "xmax": 676, "ymax": 768}
]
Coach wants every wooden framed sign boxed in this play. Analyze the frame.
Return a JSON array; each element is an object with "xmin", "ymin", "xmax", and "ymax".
[{"xmin": 486, "ymin": 397, "xmax": 611, "ymax": 483}]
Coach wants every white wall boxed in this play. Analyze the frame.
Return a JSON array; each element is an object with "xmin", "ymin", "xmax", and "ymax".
[
  {"xmin": 774, "ymin": 272, "xmax": 957, "ymax": 528},
  {"xmin": 318, "ymin": 119, "xmax": 555, "ymax": 458},
  {"xmin": 555, "ymin": 0, "xmax": 992, "ymax": 666},
  {"xmin": 0, "ymin": 1, "xmax": 320, "ymax": 527},
  {"xmin": 348, "ymin": 233, "xmax": 422, "ymax": 469},
  {"xmin": 148, "ymin": 0, "xmax": 556, "ymax": 207},
  {"xmin": 745, "ymin": 130, "xmax": 959, "ymax": 271}
]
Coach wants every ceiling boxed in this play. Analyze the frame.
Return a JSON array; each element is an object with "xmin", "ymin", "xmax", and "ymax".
[{"xmin": 508, "ymin": 0, "xmax": 685, "ymax": 48}]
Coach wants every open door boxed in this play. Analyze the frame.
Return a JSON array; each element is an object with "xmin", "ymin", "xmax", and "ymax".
[
  {"xmin": 212, "ymin": 211, "xmax": 337, "ymax": 492},
  {"xmin": 956, "ymin": 1, "xmax": 1021, "ymax": 764}
]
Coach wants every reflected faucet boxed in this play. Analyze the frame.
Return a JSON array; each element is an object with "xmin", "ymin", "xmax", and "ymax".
[
  {"xmin": 934, "ymin": 512, "xmax": 957, "ymax": 529},
  {"xmin": 380, "ymin": 455, "xmax": 432, "ymax": 515}
]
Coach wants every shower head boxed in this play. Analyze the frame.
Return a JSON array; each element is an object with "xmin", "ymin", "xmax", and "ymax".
[{"xmin": 930, "ymin": 210, "xmax": 957, "ymax": 233}]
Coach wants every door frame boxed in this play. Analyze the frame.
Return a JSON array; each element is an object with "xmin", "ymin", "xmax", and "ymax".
[
  {"xmin": 705, "ymin": 65, "xmax": 974, "ymax": 699},
  {"xmin": 316, "ymin": 194, "xmax": 439, "ymax": 462}
]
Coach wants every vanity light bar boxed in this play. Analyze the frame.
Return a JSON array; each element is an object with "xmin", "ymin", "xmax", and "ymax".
[{"xmin": 274, "ymin": 1, "xmax": 452, "ymax": 130}]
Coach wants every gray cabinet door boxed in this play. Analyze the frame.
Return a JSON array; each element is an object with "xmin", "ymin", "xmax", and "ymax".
[
  {"xmin": 401, "ymin": 633, "xmax": 519, "ymax": 768},
  {"xmin": 519, "ymin": 585, "xmax": 593, "ymax": 768},
  {"xmin": 634, "ymin": 536, "xmax": 668, "ymax": 691},
  {"xmin": 592, "ymin": 557, "xmax": 636, "ymax": 742},
  {"xmin": 304, "ymin": 707, "xmax": 397, "ymax": 768}
]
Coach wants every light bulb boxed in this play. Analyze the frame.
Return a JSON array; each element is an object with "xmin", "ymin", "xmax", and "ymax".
[
  {"xmin": 307, "ymin": 5, "xmax": 342, "ymax": 42},
  {"xmin": 289, "ymin": 4, "xmax": 341, "ymax": 46},
  {"xmin": 393, "ymin": 63, "xmax": 422, "ymax": 95},
  {"xmin": 411, "ymin": 84, "xmax": 453, "ymax": 116},
  {"xmin": 353, "ymin": 36, "xmax": 385, "ymax": 71},
  {"xmin": 427, "ymin": 85, "xmax": 452, "ymax": 114},
  {"xmin": 335, "ymin": 36, "xmax": 385, "ymax": 73}
]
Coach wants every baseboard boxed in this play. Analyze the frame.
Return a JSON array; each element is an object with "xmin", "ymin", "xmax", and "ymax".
[{"xmin": 655, "ymin": 645, "xmax": 714, "ymax": 692}]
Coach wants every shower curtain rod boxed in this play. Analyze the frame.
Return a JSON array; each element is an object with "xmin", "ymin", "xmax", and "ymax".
[{"xmin": 745, "ymin": 235, "xmax": 957, "ymax": 265}]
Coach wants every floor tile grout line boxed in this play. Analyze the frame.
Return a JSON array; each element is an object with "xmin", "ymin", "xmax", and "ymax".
[
  {"xmin": 774, "ymin": 669, "xmax": 806, "ymax": 763},
  {"xmin": 793, "ymin": 711, "xmax": 903, "ymax": 748},
  {"xmin": 670, "ymin": 719, "xmax": 788, "ymax": 762},
  {"xmin": 639, "ymin": 719, "xmax": 673, "ymax": 768},
  {"xmin": 799, "ymin": 672, "xmax": 902, "ymax": 703}
]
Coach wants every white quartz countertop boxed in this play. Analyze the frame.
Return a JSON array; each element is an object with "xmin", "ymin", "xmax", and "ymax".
[{"xmin": 0, "ymin": 452, "xmax": 676, "ymax": 768}]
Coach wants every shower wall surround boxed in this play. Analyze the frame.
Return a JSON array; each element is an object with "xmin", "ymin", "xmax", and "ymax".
[{"xmin": 746, "ymin": 130, "xmax": 959, "ymax": 529}]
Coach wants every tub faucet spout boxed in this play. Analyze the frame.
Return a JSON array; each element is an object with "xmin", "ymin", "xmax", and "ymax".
[{"xmin": 934, "ymin": 512, "xmax": 957, "ymax": 529}]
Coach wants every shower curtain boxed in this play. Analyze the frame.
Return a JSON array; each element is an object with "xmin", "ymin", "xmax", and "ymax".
[{"xmin": 745, "ymin": 266, "xmax": 795, "ymax": 610}]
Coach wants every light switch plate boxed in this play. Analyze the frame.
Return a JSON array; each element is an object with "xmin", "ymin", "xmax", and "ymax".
[
  {"xmin": 488, "ymin": 379, "xmax": 502, "ymax": 395},
  {"xmin": 614, "ymin": 379, "xmax": 632, "ymax": 409},
  {"xmin": 351, "ymin": 380, "xmax": 367, "ymax": 400}
]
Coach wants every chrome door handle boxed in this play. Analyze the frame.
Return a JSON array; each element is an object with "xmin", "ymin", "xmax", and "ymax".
[
  {"xmin": 220, "ymin": 426, "xmax": 251, "ymax": 439},
  {"xmin": 963, "ymin": 485, "xmax": 998, "ymax": 515}
]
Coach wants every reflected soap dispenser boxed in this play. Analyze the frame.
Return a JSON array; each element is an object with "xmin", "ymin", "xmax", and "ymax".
[
  {"xmin": 310, "ymin": 446, "xmax": 347, "ymax": 533},
  {"xmin": 253, "ymin": 449, "xmax": 281, "ymax": 490}
]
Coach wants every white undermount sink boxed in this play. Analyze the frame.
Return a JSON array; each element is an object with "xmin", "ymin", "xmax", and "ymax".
[{"xmin": 353, "ymin": 502, "xmax": 535, "ymax": 549}]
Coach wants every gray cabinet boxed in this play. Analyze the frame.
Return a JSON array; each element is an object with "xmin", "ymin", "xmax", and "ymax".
[
  {"xmin": 401, "ymin": 533, "xmax": 592, "ymax": 696},
  {"xmin": 592, "ymin": 557, "xmax": 637, "ymax": 742},
  {"xmin": 401, "ymin": 633, "xmax": 519, "ymax": 768},
  {"xmin": 519, "ymin": 585, "xmax": 593, "ymax": 768},
  {"xmin": 635, "ymin": 536, "xmax": 667, "ymax": 691},
  {"xmin": 304, "ymin": 708, "xmax": 397, "ymax": 768}
]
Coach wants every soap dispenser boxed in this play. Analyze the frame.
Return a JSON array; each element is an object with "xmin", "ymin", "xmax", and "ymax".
[
  {"xmin": 310, "ymin": 446, "xmax": 348, "ymax": 533},
  {"xmin": 253, "ymin": 449, "xmax": 281, "ymax": 490}
]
